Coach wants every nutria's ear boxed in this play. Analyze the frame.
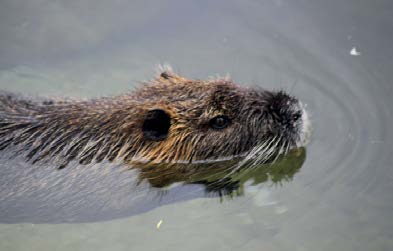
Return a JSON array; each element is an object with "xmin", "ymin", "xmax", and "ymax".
[
  {"xmin": 158, "ymin": 70, "xmax": 190, "ymax": 82},
  {"xmin": 142, "ymin": 109, "xmax": 171, "ymax": 141},
  {"xmin": 155, "ymin": 66, "xmax": 191, "ymax": 84}
]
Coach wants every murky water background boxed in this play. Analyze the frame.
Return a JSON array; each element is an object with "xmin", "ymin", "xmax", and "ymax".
[{"xmin": 1, "ymin": 0, "xmax": 393, "ymax": 250}]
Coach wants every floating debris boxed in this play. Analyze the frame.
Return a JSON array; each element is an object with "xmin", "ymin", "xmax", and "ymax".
[
  {"xmin": 156, "ymin": 219, "xmax": 163, "ymax": 229},
  {"xmin": 275, "ymin": 206, "xmax": 288, "ymax": 215},
  {"xmin": 350, "ymin": 47, "xmax": 361, "ymax": 56}
]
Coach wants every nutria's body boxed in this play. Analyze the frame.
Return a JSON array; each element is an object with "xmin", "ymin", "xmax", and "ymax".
[
  {"xmin": 0, "ymin": 70, "xmax": 310, "ymax": 169},
  {"xmin": 0, "ymin": 69, "xmax": 311, "ymax": 223}
]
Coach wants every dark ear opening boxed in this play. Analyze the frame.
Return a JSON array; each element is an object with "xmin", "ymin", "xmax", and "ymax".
[{"xmin": 142, "ymin": 109, "xmax": 171, "ymax": 141}]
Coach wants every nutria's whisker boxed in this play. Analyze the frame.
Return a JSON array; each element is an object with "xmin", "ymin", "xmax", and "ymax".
[
  {"xmin": 263, "ymin": 136, "xmax": 282, "ymax": 164},
  {"xmin": 221, "ymin": 137, "xmax": 275, "ymax": 181},
  {"xmin": 270, "ymin": 140, "xmax": 286, "ymax": 165},
  {"xmin": 253, "ymin": 135, "xmax": 280, "ymax": 165}
]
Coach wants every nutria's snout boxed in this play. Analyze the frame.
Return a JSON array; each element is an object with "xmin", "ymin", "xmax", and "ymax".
[{"xmin": 264, "ymin": 91, "xmax": 311, "ymax": 148}]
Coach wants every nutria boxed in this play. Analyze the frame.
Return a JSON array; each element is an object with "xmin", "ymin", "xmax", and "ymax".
[
  {"xmin": 0, "ymin": 69, "xmax": 311, "ymax": 170},
  {"xmin": 0, "ymin": 68, "xmax": 311, "ymax": 223}
]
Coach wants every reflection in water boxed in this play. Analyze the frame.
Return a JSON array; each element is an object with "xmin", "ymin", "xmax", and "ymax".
[
  {"xmin": 0, "ymin": 148, "xmax": 306, "ymax": 223},
  {"xmin": 133, "ymin": 147, "xmax": 305, "ymax": 197}
]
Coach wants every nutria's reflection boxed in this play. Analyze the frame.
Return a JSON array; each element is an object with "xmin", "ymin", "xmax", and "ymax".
[{"xmin": 134, "ymin": 147, "xmax": 306, "ymax": 197}]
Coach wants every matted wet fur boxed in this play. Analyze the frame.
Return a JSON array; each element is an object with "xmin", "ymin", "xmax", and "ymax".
[{"xmin": 0, "ymin": 69, "xmax": 311, "ymax": 170}]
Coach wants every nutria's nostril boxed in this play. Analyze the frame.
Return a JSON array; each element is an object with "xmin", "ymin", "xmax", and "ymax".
[{"xmin": 292, "ymin": 112, "xmax": 301, "ymax": 122}]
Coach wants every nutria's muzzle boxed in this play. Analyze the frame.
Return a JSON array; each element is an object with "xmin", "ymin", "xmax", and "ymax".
[{"xmin": 264, "ymin": 91, "xmax": 311, "ymax": 148}]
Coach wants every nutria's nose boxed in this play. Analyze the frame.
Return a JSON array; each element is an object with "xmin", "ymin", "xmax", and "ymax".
[
  {"xmin": 266, "ymin": 91, "xmax": 301, "ymax": 129},
  {"xmin": 292, "ymin": 111, "xmax": 302, "ymax": 122}
]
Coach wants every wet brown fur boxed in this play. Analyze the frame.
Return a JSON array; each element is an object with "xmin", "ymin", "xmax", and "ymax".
[{"xmin": 0, "ymin": 70, "xmax": 304, "ymax": 169}]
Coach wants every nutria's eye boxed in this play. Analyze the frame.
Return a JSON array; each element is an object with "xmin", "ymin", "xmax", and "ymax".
[
  {"xmin": 209, "ymin": 115, "xmax": 230, "ymax": 130},
  {"xmin": 142, "ymin": 109, "xmax": 171, "ymax": 141}
]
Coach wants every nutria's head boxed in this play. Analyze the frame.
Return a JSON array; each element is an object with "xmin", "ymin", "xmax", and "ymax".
[{"xmin": 130, "ymin": 70, "xmax": 311, "ymax": 164}]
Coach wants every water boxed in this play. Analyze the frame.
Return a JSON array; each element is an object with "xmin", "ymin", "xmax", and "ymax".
[{"xmin": 1, "ymin": 0, "xmax": 393, "ymax": 250}]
